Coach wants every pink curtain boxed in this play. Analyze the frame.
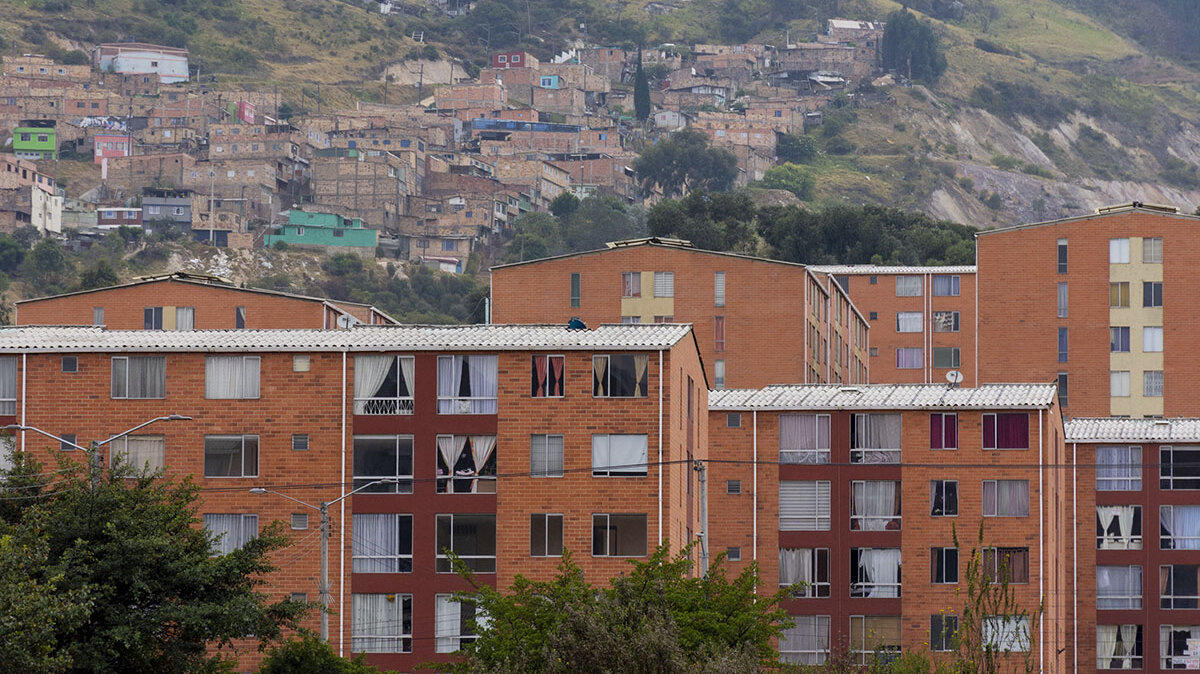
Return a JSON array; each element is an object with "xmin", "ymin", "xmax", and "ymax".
[
  {"xmin": 549, "ymin": 356, "xmax": 564, "ymax": 396},
  {"xmin": 532, "ymin": 355, "xmax": 548, "ymax": 397}
]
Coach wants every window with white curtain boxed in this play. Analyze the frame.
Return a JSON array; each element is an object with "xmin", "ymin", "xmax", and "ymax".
[
  {"xmin": 779, "ymin": 615, "xmax": 830, "ymax": 665},
  {"xmin": 896, "ymin": 312, "xmax": 922, "ymax": 333},
  {"xmin": 779, "ymin": 414, "xmax": 830, "ymax": 464},
  {"xmin": 352, "ymin": 513, "xmax": 412, "ymax": 572},
  {"xmin": 437, "ymin": 355, "xmax": 498, "ymax": 414},
  {"xmin": 592, "ymin": 354, "xmax": 649, "ymax": 398},
  {"xmin": 896, "ymin": 348, "xmax": 922, "ymax": 369},
  {"xmin": 1096, "ymin": 505, "xmax": 1142, "ymax": 550},
  {"xmin": 175, "ymin": 306, "xmax": 194, "ymax": 330},
  {"xmin": 204, "ymin": 356, "xmax": 260, "ymax": 399},
  {"xmin": 353, "ymin": 435, "xmax": 414, "ymax": 493},
  {"xmin": 849, "ymin": 616, "xmax": 901, "ymax": 665},
  {"xmin": 1110, "ymin": 238, "xmax": 1130, "ymax": 263},
  {"xmin": 1161, "ymin": 625, "xmax": 1200, "ymax": 668},
  {"xmin": 850, "ymin": 548, "xmax": 902, "ymax": 597},
  {"xmin": 436, "ymin": 435, "xmax": 498, "ymax": 493},
  {"xmin": 1111, "ymin": 370, "xmax": 1130, "ymax": 397},
  {"xmin": 1144, "ymin": 237, "xmax": 1163, "ymax": 263},
  {"xmin": 354, "ymin": 355, "xmax": 414, "ymax": 414},
  {"xmin": 1097, "ymin": 565, "xmax": 1142, "ymax": 609},
  {"xmin": 352, "ymin": 593, "xmax": 412, "ymax": 653},
  {"xmin": 780, "ymin": 481, "xmax": 831, "ymax": 531},
  {"xmin": 1057, "ymin": 282, "xmax": 1068, "ymax": 318},
  {"xmin": 779, "ymin": 548, "xmax": 830, "ymax": 597},
  {"xmin": 435, "ymin": 595, "xmax": 486, "ymax": 653},
  {"xmin": 850, "ymin": 413, "xmax": 901, "ymax": 464},
  {"xmin": 111, "ymin": 356, "xmax": 166, "ymax": 399},
  {"xmin": 850, "ymin": 480, "xmax": 900, "ymax": 530},
  {"xmin": 111, "ymin": 434, "xmax": 164, "ymax": 475},
  {"xmin": 1097, "ymin": 624, "xmax": 1142, "ymax": 670},
  {"xmin": 592, "ymin": 434, "xmax": 648, "ymax": 476},
  {"xmin": 203, "ymin": 513, "xmax": 258, "ymax": 555},
  {"xmin": 1161, "ymin": 446, "xmax": 1200, "ymax": 490},
  {"xmin": 1161, "ymin": 505, "xmax": 1200, "ymax": 550},
  {"xmin": 203, "ymin": 435, "xmax": 258, "ymax": 478},
  {"xmin": 1144, "ymin": 326, "xmax": 1164, "ymax": 352},
  {"xmin": 983, "ymin": 480, "xmax": 1029, "ymax": 517},
  {"xmin": 531, "ymin": 513, "xmax": 563, "ymax": 557},
  {"xmin": 591, "ymin": 513, "xmax": 648, "ymax": 557},
  {"xmin": 0, "ymin": 356, "xmax": 18, "ymax": 415},
  {"xmin": 933, "ymin": 275, "xmax": 959, "ymax": 296},
  {"xmin": 436, "ymin": 514, "xmax": 496, "ymax": 572},
  {"xmin": 1161, "ymin": 566, "xmax": 1200, "ymax": 609},
  {"xmin": 983, "ymin": 616, "xmax": 1030, "ymax": 652},
  {"xmin": 531, "ymin": 434, "xmax": 564, "ymax": 478},
  {"xmin": 653, "ymin": 271, "xmax": 674, "ymax": 297},
  {"xmin": 1097, "ymin": 446, "xmax": 1142, "ymax": 491},
  {"xmin": 895, "ymin": 276, "xmax": 921, "ymax": 296}
]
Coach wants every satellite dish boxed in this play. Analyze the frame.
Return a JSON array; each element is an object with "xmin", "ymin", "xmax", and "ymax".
[{"xmin": 945, "ymin": 370, "xmax": 964, "ymax": 386}]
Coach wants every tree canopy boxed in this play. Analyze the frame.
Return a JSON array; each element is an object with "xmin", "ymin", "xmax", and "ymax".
[
  {"xmin": 881, "ymin": 9, "xmax": 948, "ymax": 82},
  {"xmin": 634, "ymin": 129, "xmax": 739, "ymax": 198}
]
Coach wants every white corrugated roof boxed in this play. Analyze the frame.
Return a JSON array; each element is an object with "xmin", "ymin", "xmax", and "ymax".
[
  {"xmin": 709, "ymin": 383, "xmax": 1056, "ymax": 411},
  {"xmin": 808, "ymin": 265, "xmax": 976, "ymax": 275},
  {"xmin": 1065, "ymin": 417, "xmax": 1200, "ymax": 443},
  {"xmin": 0, "ymin": 324, "xmax": 693, "ymax": 353}
]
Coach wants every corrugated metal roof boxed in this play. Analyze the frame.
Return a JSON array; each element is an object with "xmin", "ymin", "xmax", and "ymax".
[
  {"xmin": 1065, "ymin": 417, "xmax": 1200, "ymax": 443},
  {"xmin": 807, "ymin": 265, "xmax": 977, "ymax": 275},
  {"xmin": 0, "ymin": 324, "xmax": 693, "ymax": 353},
  {"xmin": 709, "ymin": 383, "xmax": 1056, "ymax": 411}
]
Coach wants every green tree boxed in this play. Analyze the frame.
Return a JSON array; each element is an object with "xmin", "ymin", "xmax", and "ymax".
[
  {"xmin": 634, "ymin": 49, "xmax": 651, "ymax": 122},
  {"xmin": 549, "ymin": 192, "xmax": 580, "ymax": 220},
  {"xmin": 258, "ymin": 633, "xmax": 382, "ymax": 674},
  {"xmin": 881, "ymin": 9, "xmax": 948, "ymax": 82},
  {"xmin": 0, "ymin": 529, "xmax": 88, "ymax": 673},
  {"xmin": 634, "ymin": 129, "xmax": 739, "ymax": 198},
  {"xmin": 77, "ymin": 259, "xmax": 120, "ymax": 291},
  {"xmin": 23, "ymin": 237, "xmax": 70, "ymax": 292},
  {"xmin": 503, "ymin": 212, "xmax": 564, "ymax": 263},
  {"xmin": 560, "ymin": 195, "xmax": 645, "ymax": 252},
  {"xmin": 0, "ymin": 235, "xmax": 26, "ymax": 273},
  {"xmin": 646, "ymin": 190, "xmax": 757, "ymax": 252},
  {"xmin": 60, "ymin": 49, "xmax": 89, "ymax": 65},
  {"xmin": 757, "ymin": 163, "xmax": 815, "ymax": 200},
  {"xmin": 776, "ymin": 132, "xmax": 817, "ymax": 163}
]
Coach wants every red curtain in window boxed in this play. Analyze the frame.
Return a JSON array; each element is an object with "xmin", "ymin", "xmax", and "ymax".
[
  {"xmin": 930, "ymin": 414, "xmax": 944, "ymax": 449},
  {"xmin": 548, "ymin": 356, "xmax": 564, "ymax": 396},
  {"xmin": 944, "ymin": 415, "xmax": 957, "ymax": 449},
  {"xmin": 532, "ymin": 355, "xmax": 548, "ymax": 397},
  {"xmin": 997, "ymin": 414, "xmax": 1029, "ymax": 449}
]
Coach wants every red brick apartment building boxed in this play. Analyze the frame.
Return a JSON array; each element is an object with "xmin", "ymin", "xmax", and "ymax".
[
  {"xmin": 1066, "ymin": 417, "xmax": 1200, "ymax": 672},
  {"xmin": 0, "ymin": 322, "xmax": 705, "ymax": 672},
  {"xmin": 977, "ymin": 203, "xmax": 1200, "ymax": 418},
  {"xmin": 490, "ymin": 238, "xmax": 870, "ymax": 390},
  {"xmin": 810, "ymin": 266, "xmax": 977, "ymax": 387},
  {"xmin": 15, "ymin": 273, "xmax": 398, "ymax": 330},
  {"xmin": 707, "ymin": 383, "xmax": 1074, "ymax": 670}
]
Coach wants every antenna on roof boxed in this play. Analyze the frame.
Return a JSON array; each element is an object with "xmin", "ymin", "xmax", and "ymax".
[{"xmin": 945, "ymin": 370, "xmax": 964, "ymax": 388}]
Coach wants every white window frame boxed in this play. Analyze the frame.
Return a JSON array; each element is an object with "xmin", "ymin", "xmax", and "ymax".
[
  {"xmin": 204, "ymin": 355, "xmax": 261, "ymax": 399},
  {"xmin": 351, "ymin": 593, "xmax": 412, "ymax": 653},
  {"xmin": 591, "ymin": 434, "xmax": 648, "ymax": 477},
  {"xmin": 779, "ymin": 413, "xmax": 831, "ymax": 464},
  {"xmin": 896, "ymin": 311, "xmax": 922, "ymax": 333},
  {"xmin": 779, "ymin": 547, "xmax": 830, "ymax": 597},
  {"xmin": 111, "ymin": 434, "xmax": 165, "ymax": 475},
  {"xmin": 982, "ymin": 479, "xmax": 1029, "ymax": 517},
  {"xmin": 849, "ymin": 615, "xmax": 902, "ymax": 665},
  {"xmin": 850, "ymin": 480, "xmax": 901, "ymax": 530},
  {"xmin": 436, "ymin": 513, "xmax": 497, "ymax": 573},
  {"xmin": 780, "ymin": 480, "xmax": 831, "ymax": 531},
  {"xmin": 983, "ymin": 616, "xmax": 1031, "ymax": 652},
  {"xmin": 1143, "ymin": 237, "xmax": 1163, "ymax": 263},
  {"xmin": 353, "ymin": 435, "xmax": 414, "ymax": 493},
  {"xmin": 1111, "ymin": 370, "xmax": 1130, "ymax": 397},
  {"xmin": 895, "ymin": 276, "xmax": 921, "ymax": 296},
  {"xmin": 203, "ymin": 513, "xmax": 258, "ymax": 555},
  {"xmin": 779, "ymin": 614, "xmax": 831, "ymax": 665},
  {"xmin": 530, "ymin": 513, "xmax": 563, "ymax": 557},
  {"xmin": 1097, "ymin": 564, "xmax": 1143, "ymax": 610},
  {"xmin": 1110, "ymin": 238, "xmax": 1131, "ymax": 263},
  {"xmin": 653, "ymin": 271, "xmax": 674, "ymax": 298},
  {"xmin": 531, "ymin": 434, "xmax": 564, "ymax": 478},
  {"xmin": 1097, "ymin": 445, "xmax": 1142, "ymax": 491},
  {"xmin": 352, "ymin": 513, "xmax": 413, "ymax": 573},
  {"xmin": 110, "ymin": 355, "xmax": 166, "ymax": 399},
  {"xmin": 714, "ymin": 271, "xmax": 726, "ymax": 306},
  {"xmin": 591, "ymin": 513, "xmax": 648, "ymax": 557},
  {"xmin": 203, "ymin": 434, "xmax": 259, "ymax": 478}
]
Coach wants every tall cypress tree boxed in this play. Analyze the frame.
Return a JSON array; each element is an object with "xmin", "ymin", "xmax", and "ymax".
[{"xmin": 634, "ymin": 48, "xmax": 651, "ymax": 122}]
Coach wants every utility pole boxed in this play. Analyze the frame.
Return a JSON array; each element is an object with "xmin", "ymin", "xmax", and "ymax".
[
  {"xmin": 319, "ymin": 502, "xmax": 330, "ymax": 641},
  {"xmin": 694, "ymin": 458, "xmax": 709, "ymax": 576}
]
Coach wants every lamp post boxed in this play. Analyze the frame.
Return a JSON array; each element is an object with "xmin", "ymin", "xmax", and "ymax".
[
  {"xmin": 4, "ymin": 414, "xmax": 192, "ymax": 489},
  {"xmin": 250, "ymin": 477, "xmax": 398, "ymax": 644}
]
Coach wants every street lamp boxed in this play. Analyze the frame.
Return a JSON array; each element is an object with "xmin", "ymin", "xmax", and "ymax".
[
  {"xmin": 250, "ymin": 477, "xmax": 399, "ymax": 644},
  {"xmin": 3, "ymin": 414, "xmax": 192, "ymax": 489}
]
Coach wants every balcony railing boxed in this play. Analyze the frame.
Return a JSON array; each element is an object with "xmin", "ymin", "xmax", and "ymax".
[{"xmin": 353, "ymin": 397, "xmax": 415, "ymax": 415}]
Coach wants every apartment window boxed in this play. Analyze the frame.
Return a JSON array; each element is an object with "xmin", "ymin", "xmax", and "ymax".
[
  {"xmin": 1055, "ymin": 282, "xmax": 1069, "ymax": 318},
  {"xmin": 174, "ymin": 307, "xmax": 194, "ymax": 331},
  {"xmin": 780, "ymin": 481, "xmax": 831, "ymax": 530},
  {"xmin": 931, "ymin": 480, "xmax": 958, "ymax": 517},
  {"xmin": 436, "ymin": 514, "xmax": 497, "ymax": 572},
  {"xmin": 932, "ymin": 311, "xmax": 959, "ymax": 332},
  {"xmin": 570, "ymin": 273, "xmax": 580, "ymax": 307},
  {"xmin": 850, "ymin": 480, "xmax": 901, "ymax": 530},
  {"xmin": 1097, "ymin": 565, "xmax": 1143, "ymax": 611},
  {"xmin": 203, "ymin": 513, "xmax": 258, "ymax": 555},
  {"xmin": 0, "ymin": 357, "xmax": 15, "ymax": 417},
  {"xmin": 850, "ymin": 413, "xmax": 901, "ymax": 463},
  {"xmin": 779, "ymin": 414, "xmax": 831, "ymax": 464},
  {"xmin": 531, "ymin": 513, "xmax": 563, "ymax": 557},
  {"xmin": 779, "ymin": 615, "xmax": 830, "ymax": 665},
  {"xmin": 352, "ymin": 513, "xmax": 413, "ymax": 572},
  {"xmin": 870, "ymin": 347, "xmax": 879, "ymax": 357},
  {"xmin": 982, "ymin": 480, "xmax": 1029, "ymax": 517},
  {"xmin": 1162, "ymin": 626, "xmax": 1200, "ymax": 668},
  {"xmin": 714, "ymin": 360, "xmax": 725, "ymax": 389},
  {"xmin": 1144, "ymin": 237, "xmax": 1163, "ymax": 263},
  {"xmin": 592, "ymin": 354, "xmax": 648, "ymax": 398},
  {"xmin": 1145, "ymin": 371, "xmax": 1164, "ymax": 397},
  {"xmin": 1110, "ymin": 282, "xmax": 1130, "ymax": 307},
  {"xmin": 714, "ymin": 316, "xmax": 725, "ymax": 352},
  {"xmin": 895, "ymin": 276, "xmax": 921, "ymax": 296},
  {"xmin": 1058, "ymin": 372, "xmax": 1069, "ymax": 408},
  {"xmin": 653, "ymin": 272, "xmax": 674, "ymax": 297},
  {"xmin": 235, "ymin": 306, "xmax": 246, "ymax": 329},
  {"xmin": 1098, "ymin": 625, "xmax": 1143, "ymax": 670},
  {"xmin": 727, "ymin": 413, "xmax": 741, "ymax": 428},
  {"xmin": 60, "ymin": 434, "xmax": 77, "ymax": 451},
  {"xmin": 437, "ymin": 355, "xmax": 498, "ymax": 414},
  {"xmin": 530, "ymin": 354, "xmax": 566, "ymax": 398},
  {"xmin": 1057, "ymin": 238, "xmax": 1068, "ymax": 273},
  {"xmin": 982, "ymin": 413, "xmax": 1029, "ymax": 450},
  {"xmin": 932, "ymin": 547, "xmax": 959, "ymax": 584},
  {"xmin": 726, "ymin": 480, "xmax": 742, "ymax": 495},
  {"xmin": 111, "ymin": 435, "xmax": 164, "ymax": 475},
  {"xmin": 896, "ymin": 311, "xmax": 922, "ymax": 333},
  {"xmin": 354, "ymin": 355, "xmax": 415, "ymax": 415},
  {"xmin": 849, "ymin": 616, "xmax": 901, "ymax": 665},
  {"xmin": 205, "ymin": 356, "xmax": 260, "ymax": 399},
  {"xmin": 203, "ymin": 435, "xmax": 258, "ymax": 478},
  {"xmin": 1110, "ymin": 327, "xmax": 1131, "ymax": 353},
  {"xmin": 931, "ymin": 614, "xmax": 958, "ymax": 652},
  {"xmin": 780, "ymin": 548, "xmax": 830, "ymax": 597},
  {"xmin": 1161, "ymin": 505, "xmax": 1200, "ymax": 550},
  {"xmin": 850, "ymin": 548, "xmax": 902, "ymax": 597},
  {"xmin": 1162, "ymin": 566, "xmax": 1200, "ymax": 609},
  {"xmin": 1110, "ymin": 238, "xmax": 1130, "ymax": 263},
  {"xmin": 653, "ymin": 315, "xmax": 674, "ymax": 323},
  {"xmin": 1111, "ymin": 371, "xmax": 1131, "ymax": 397},
  {"xmin": 983, "ymin": 616, "xmax": 1030, "ymax": 653},
  {"xmin": 929, "ymin": 413, "xmax": 958, "ymax": 450},
  {"xmin": 621, "ymin": 272, "xmax": 641, "ymax": 297},
  {"xmin": 869, "ymin": 312, "xmax": 878, "ymax": 321},
  {"xmin": 61, "ymin": 356, "xmax": 78, "ymax": 373},
  {"xmin": 1144, "ymin": 326, "xmax": 1164, "ymax": 352},
  {"xmin": 933, "ymin": 347, "xmax": 960, "ymax": 369},
  {"xmin": 1058, "ymin": 327, "xmax": 1068, "ymax": 363},
  {"xmin": 1143, "ymin": 281, "xmax": 1163, "ymax": 307},
  {"xmin": 983, "ymin": 547, "xmax": 1030, "ymax": 583},
  {"xmin": 591, "ymin": 513, "xmax": 647, "ymax": 557},
  {"xmin": 436, "ymin": 435, "xmax": 497, "ymax": 493},
  {"xmin": 933, "ymin": 275, "xmax": 959, "ymax": 296},
  {"xmin": 530, "ymin": 434, "xmax": 564, "ymax": 478},
  {"xmin": 435, "ymin": 595, "xmax": 484, "ymax": 653},
  {"xmin": 111, "ymin": 356, "xmax": 166, "ymax": 399},
  {"xmin": 353, "ymin": 435, "xmax": 414, "ymax": 493},
  {"xmin": 351, "ymin": 593, "xmax": 412, "ymax": 653},
  {"xmin": 93, "ymin": 307, "xmax": 104, "ymax": 325},
  {"xmin": 1098, "ymin": 446, "xmax": 1142, "ymax": 491},
  {"xmin": 1162, "ymin": 446, "xmax": 1200, "ymax": 490},
  {"xmin": 714, "ymin": 272, "xmax": 725, "ymax": 306},
  {"xmin": 1094, "ymin": 504, "xmax": 1142, "ymax": 550},
  {"xmin": 143, "ymin": 307, "xmax": 163, "ymax": 329},
  {"xmin": 621, "ymin": 316, "xmax": 641, "ymax": 324},
  {"xmin": 896, "ymin": 347, "xmax": 922, "ymax": 369},
  {"xmin": 592, "ymin": 434, "xmax": 648, "ymax": 477}
]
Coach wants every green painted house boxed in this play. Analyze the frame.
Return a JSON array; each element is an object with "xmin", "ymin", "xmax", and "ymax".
[
  {"xmin": 13, "ymin": 122, "xmax": 56, "ymax": 160},
  {"xmin": 265, "ymin": 210, "xmax": 378, "ymax": 254}
]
